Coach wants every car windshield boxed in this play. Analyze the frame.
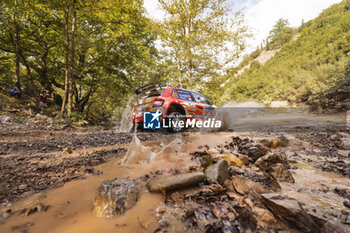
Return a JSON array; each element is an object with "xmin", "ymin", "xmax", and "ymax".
[{"xmin": 191, "ymin": 92, "xmax": 212, "ymax": 105}]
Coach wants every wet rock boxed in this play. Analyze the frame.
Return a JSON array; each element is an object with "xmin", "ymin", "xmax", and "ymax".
[
  {"xmin": 237, "ymin": 153, "xmax": 250, "ymax": 165},
  {"xmin": 223, "ymin": 154, "xmax": 243, "ymax": 167},
  {"xmin": 63, "ymin": 147, "xmax": 73, "ymax": 154},
  {"xmin": 261, "ymin": 136, "xmax": 289, "ymax": 148},
  {"xmin": 0, "ymin": 208, "xmax": 11, "ymax": 222},
  {"xmin": 261, "ymin": 194, "xmax": 320, "ymax": 233},
  {"xmin": 0, "ymin": 116, "xmax": 11, "ymax": 124},
  {"xmin": 330, "ymin": 134, "xmax": 341, "ymax": 141},
  {"xmin": 268, "ymin": 163, "xmax": 295, "ymax": 183},
  {"xmin": 319, "ymin": 160, "xmax": 350, "ymax": 178},
  {"xmin": 229, "ymin": 167, "xmax": 281, "ymax": 191},
  {"xmin": 277, "ymin": 135, "xmax": 289, "ymax": 147},
  {"xmin": 304, "ymin": 205, "xmax": 350, "ymax": 231},
  {"xmin": 24, "ymin": 202, "xmax": 48, "ymax": 216},
  {"xmin": 191, "ymin": 151, "xmax": 213, "ymax": 169},
  {"xmin": 321, "ymin": 221, "xmax": 349, "ymax": 233},
  {"xmin": 231, "ymin": 177, "xmax": 269, "ymax": 195},
  {"xmin": 205, "ymin": 160, "xmax": 230, "ymax": 185},
  {"xmin": 93, "ymin": 178, "xmax": 140, "ymax": 217},
  {"xmin": 252, "ymin": 206, "xmax": 276, "ymax": 225},
  {"xmin": 147, "ymin": 172, "xmax": 206, "ymax": 192},
  {"xmin": 255, "ymin": 153, "xmax": 289, "ymax": 171},
  {"xmin": 260, "ymin": 139, "xmax": 279, "ymax": 149},
  {"xmin": 246, "ymin": 146, "xmax": 264, "ymax": 162},
  {"xmin": 334, "ymin": 188, "xmax": 350, "ymax": 200}
]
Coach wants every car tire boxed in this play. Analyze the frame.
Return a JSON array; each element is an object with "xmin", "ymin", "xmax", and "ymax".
[
  {"xmin": 166, "ymin": 111, "xmax": 185, "ymax": 133},
  {"xmin": 129, "ymin": 124, "xmax": 135, "ymax": 133},
  {"xmin": 129, "ymin": 123, "xmax": 145, "ymax": 133}
]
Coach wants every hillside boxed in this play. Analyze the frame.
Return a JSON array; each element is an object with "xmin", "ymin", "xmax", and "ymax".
[{"xmin": 219, "ymin": 0, "xmax": 350, "ymax": 111}]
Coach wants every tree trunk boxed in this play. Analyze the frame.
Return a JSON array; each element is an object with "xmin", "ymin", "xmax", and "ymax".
[
  {"xmin": 67, "ymin": 0, "xmax": 76, "ymax": 117},
  {"xmin": 60, "ymin": 1, "xmax": 70, "ymax": 117},
  {"xmin": 176, "ymin": 55, "xmax": 182, "ymax": 88},
  {"xmin": 14, "ymin": 0, "xmax": 21, "ymax": 90},
  {"xmin": 186, "ymin": 18, "xmax": 192, "ymax": 88},
  {"xmin": 19, "ymin": 51, "xmax": 37, "ymax": 97},
  {"xmin": 187, "ymin": 59, "xmax": 192, "ymax": 88}
]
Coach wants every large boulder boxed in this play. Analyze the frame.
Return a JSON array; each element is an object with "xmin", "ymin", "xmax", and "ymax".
[
  {"xmin": 261, "ymin": 193, "xmax": 320, "ymax": 233},
  {"xmin": 92, "ymin": 179, "xmax": 140, "ymax": 217},
  {"xmin": 147, "ymin": 172, "xmax": 206, "ymax": 192},
  {"xmin": 255, "ymin": 153, "xmax": 289, "ymax": 171},
  {"xmin": 229, "ymin": 167, "xmax": 281, "ymax": 191},
  {"xmin": 268, "ymin": 163, "xmax": 295, "ymax": 183},
  {"xmin": 205, "ymin": 159, "xmax": 230, "ymax": 185},
  {"xmin": 231, "ymin": 176, "xmax": 269, "ymax": 195}
]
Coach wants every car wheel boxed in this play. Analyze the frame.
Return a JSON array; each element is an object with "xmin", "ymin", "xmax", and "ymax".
[
  {"xmin": 167, "ymin": 111, "xmax": 185, "ymax": 133},
  {"xmin": 129, "ymin": 123, "xmax": 135, "ymax": 133},
  {"xmin": 129, "ymin": 123, "xmax": 145, "ymax": 133}
]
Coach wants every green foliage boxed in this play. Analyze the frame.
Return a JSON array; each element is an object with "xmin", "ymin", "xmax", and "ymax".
[
  {"xmin": 0, "ymin": 0, "xmax": 158, "ymax": 123},
  {"xmin": 250, "ymin": 49, "xmax": 262, "ymax": 59},
  {"xmin": 221, "ymin": 0, "xmax": 350, "ymax": 110},
  {"xmin": 345, "ymin": 0, "xmax": 350, "ymax": 10},
  {"xmin": 158, "ymin": 0, "xmax": 250, "ymax": 89},
  {"xmin": 268, "ymin": 18, "xmax": 293, "ymax": 49}
]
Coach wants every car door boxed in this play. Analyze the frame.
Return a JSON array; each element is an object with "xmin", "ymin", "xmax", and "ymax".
[
  {"xmin": 191, "ymin": 92, "xmax": 216, "ymax": 118},
  {"xmin": 171, "ymin": 89, "xmax": 203, "ymax": 117}
]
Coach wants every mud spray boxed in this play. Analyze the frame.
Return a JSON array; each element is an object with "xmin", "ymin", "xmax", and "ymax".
[
  {"xmin": 116, "ymin": 97, "xmax": 135, "ymax": 133},
  {"xmin": 214, "ymin": 101, "xmax": 265, "ymax": 131},
  {"xmin": 119, "ymin": 93, "xmax": 160, "ymax": 165},
  {"xmin": 121, "ymin": 135, "xmax": 157, "ymax": 164}
]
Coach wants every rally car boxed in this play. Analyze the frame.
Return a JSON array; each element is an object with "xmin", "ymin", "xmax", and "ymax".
[{"xmin": 132, "ymin": 84, "xmax": 216, "ymax": 131}]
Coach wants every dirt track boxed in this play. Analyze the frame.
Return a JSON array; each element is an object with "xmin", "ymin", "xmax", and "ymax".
[
  {"xmin": 0, "ymin": 122, "xmax": 179, "ymax": 203},
  {"xmin": 0, "ymin": 113, "xmax": 350, "ymax": 233}
]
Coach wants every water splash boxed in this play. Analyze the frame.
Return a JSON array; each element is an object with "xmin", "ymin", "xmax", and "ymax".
[
  {"xmin": 121, "ymin": 133, "xmax": 157, "ymax": 165},
  {"xmin": 116, "ymin": 97, "xmax": 135, "ymax": 133},
  {"xmin": 121, "ymin": 132, "xmax": 187, "ymax": 165}
]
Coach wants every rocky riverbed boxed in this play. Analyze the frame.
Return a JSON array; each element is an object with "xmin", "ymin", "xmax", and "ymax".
[{"xmin": 0, "ymin": 114, "xmax": 349, "ymax": 233}]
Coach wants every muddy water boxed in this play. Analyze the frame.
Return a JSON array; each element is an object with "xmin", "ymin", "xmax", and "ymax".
[
  {"xmin": 280, "ymin": 160, "xmax": 350, "ymax": 210},
  {"xmin": 0, "ymin": 132, "xmax": 232, "ymax": 233},
  {"xmin": 1, "ymin": 131, "xmax": 349, "ymax": 233}
]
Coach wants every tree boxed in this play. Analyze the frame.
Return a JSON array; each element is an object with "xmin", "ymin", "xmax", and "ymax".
[
  {"xmin": 221, "ymin": 1, "xmax": 350, "ymax": 110},
  {"xmin": 268, "ymin": 18, "xmax": 293, "ymax": 48},
  {"xmin": 0, "ymin": 0, "xmax": 158, "ymax": 123},
  {"xmin": 0, "ymin": 0, "xmax": 28, "ymax": 91},
  {"xmin": 158, "ymin": 0, "xmax": 250, "ymax": 89},
  {"xmin": 67, "ymin": 0, "xmax": 77, "ymax": 117},
  {"xmin": 61, "ymin": 0, "xmax": 71, "ymax": 116}
]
